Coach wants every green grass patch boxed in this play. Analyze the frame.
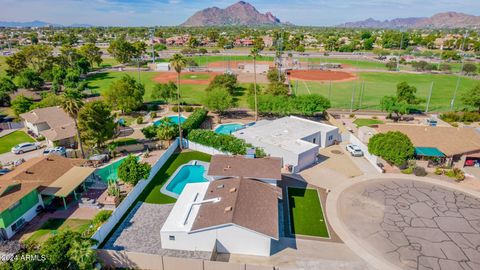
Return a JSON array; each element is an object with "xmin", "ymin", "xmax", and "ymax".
[
  {"xmin": 27, "ymin": 218, "xmax": 91, "ymax": 244},
  {"xmin": 139, "ymin": 151, "xmax": 211, "ymax": 204},
  {"xmin": 0, "ymin": 131, "xmax": 35, "ymax": 154},
  {"xmin": 353, "ymin": 118, "xmax": 384, "ymax": 127},
  {"xmin": 288, "ymin": 187, "xmax": 329, "ymax": 238},
  {"xmin": 299, "ymin": 57, "xmax": 387, "ymax": 70},
  {"xmin": 180, "ymin": 73, "xmax": 211, "ymax": 80},
  {"xmin": 109, "ymin": 138, "xmax": 139, "ymax": 148},
  {"xmin": 293, "ymin": 72, "xmax": 480, "ymax": 112}
]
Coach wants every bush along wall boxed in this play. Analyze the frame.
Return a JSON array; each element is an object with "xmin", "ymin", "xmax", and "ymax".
[{"xmin": 188, "ymin": 129, "xmax": 265, "ymax": 156}]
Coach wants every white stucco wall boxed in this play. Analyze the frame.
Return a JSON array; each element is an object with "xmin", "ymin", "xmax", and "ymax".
[
  {"xmin": 161, "ymin": 224, "xmax": 273, "ymax": 257},
  {"xmin": 24, "ymin": 121, "xmax": 49, "ymax": 136},
  {"xmin": 295, "ymin": 146, "xmax": 319, "ymax": 172}
]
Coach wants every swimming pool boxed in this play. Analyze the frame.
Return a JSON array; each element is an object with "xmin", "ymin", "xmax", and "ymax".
[
  {"xmin": 161, "ymin": 161, "xmax": 210, "ymax": 198},
  {"xmin": 214, "ymin": 123, "xmax": 244, "ymax": 135},
  {"xmin": 154, "ymin": 115, "xmax": 186, "ymax": 126}
]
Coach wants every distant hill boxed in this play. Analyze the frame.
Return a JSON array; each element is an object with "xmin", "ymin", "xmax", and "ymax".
[
  {"xmin": 0, "ymin": 20, "xmax": 92, "ymax": 28},
  {"xmin": 338, "ymin": 12, "xmax": 480, "ymax": 29},
  {"xmin": 181, "ymin": 1, "xmax": 283, "ymax": 27}
]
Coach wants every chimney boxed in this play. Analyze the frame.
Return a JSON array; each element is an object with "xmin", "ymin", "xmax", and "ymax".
[{"xmin": 224, "ymin": 206, "xmax": 233, "ymax": 213}]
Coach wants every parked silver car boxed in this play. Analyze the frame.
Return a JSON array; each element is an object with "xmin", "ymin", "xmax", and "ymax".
[
  {"xmin": 346, "ymin": 144, "xmax": 364, "ymax": 157},
  {"xmin": 11, "ymin": 142, "xmax": 41, "ymax": 154}
]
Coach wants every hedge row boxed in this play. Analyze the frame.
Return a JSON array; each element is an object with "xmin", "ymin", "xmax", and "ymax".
[
  {"xmin": 188, "ymin": 129, "xmax": 265, "ymax": 156},
  {"xmin": 182, "ymin": 108, "xmax": 208, "ymax": 136}
]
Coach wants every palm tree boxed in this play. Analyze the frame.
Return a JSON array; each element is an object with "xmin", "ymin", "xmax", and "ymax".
[
  {"xmin": 68, "ymin": 239, "xmax": 96, "ymax": 270},
  {"xmin": 169, "ymin": 53, "xmax": 187, "ymax": 149},
  {"xmin": 250, "ymin": 47, "xmax": 261, "ymax": 121},
  {"xmin": 61, "ymin": 90, "xmax": 85, "ymax": 158}
]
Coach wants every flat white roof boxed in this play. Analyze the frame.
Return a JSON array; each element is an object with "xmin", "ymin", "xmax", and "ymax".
[
  {"xmin": 233, "ymin": 116, "xmax": 337, "ymax": 155},
  {"xmin": 161, "ymin": 182, "xmax": 209, "ymax": 233}
]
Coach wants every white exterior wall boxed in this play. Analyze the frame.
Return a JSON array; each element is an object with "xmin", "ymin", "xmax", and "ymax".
[
  {"xmin": 323, "ymin": 128, "xmax": 340, "ymax": 148},
  {"xmin": 24, "ymin": 121, "xmax": 49, "ymax": 136},
  {"xmin": 295, "ymin": 146, "xmax": 319, "ymax": 172},
  {"xmin": 161, "ymin": 224, "xmax": 272, "ymax": 257},
  {"xmin": 4, "ymin": 196, "xmax": 43, "ymax": 239},
  {"xmin": 301, "ymin": 132, "xmax": 321, "ymax": 146}
]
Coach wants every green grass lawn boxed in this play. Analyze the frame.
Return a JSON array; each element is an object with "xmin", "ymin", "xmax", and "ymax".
[
  {"xmin": 288, "ymin": 187, "xmax": 329, "ymax": 238},
  {"xmin": 0, "ymin": 131, "xmax": 35, "ymax": 154},
  {"xmin": 27, "ymin": 218, "xmax": 91, "ymax": 244},
  {"xmin": 301, "ymin": 57, "xmax": 387, "ymax": 70},
  {"xmin": 293, "ymin": 72, "xmax": 480, "ymax": 111},
  {"xmin": 353, "ymin": 118, "xmax": 384, "ymax": 127},
  {"xmin": 138, "ymin": 151, "xmax": 212, "ymax": 204}
]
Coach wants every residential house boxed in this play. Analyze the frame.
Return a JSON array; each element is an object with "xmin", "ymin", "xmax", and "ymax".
[
  {"xmin": 20, "ymin": 106, "xmax": 77, "ymax": 148},
  {"xmin": 233, "ymin": 116, "xmax": 340, "ymax": 172},
  {"xmin": 0, "ymin": 156, "xmax": 95, "ymax": 239}
]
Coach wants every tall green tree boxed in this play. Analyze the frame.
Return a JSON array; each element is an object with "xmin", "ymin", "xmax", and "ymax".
[
  {"xmin": 151, "ymin": 82, "xmax": 176, "ymax": 103},
  {"xmin": 461, "ymin": 84, "xmax": 480, "ymax": 112},
  {"xmin": 78, "ymin": 43, "xmax": 103, "ymax": 67},
  {"xmin": 204, "ymin": 88, "xmax": 235, "ymax": 123},
  {"xmin": 108, "ymin": 35, "xmax": 140, "ymax": 64},
  {"xmin": 368, "ymin": 131, "xmax": 414, "ymax": 166},
  {"xmin": 11, "ymin": 95, "xmax": 33, "ymax": 117},
  {"xmin": 169, "ymin": 53, "xmax": 187, "ymax": 148},
  {"xmin": 118, "ymin": 154, "xmax": 151, "ymax": 186},
  {"xmin": 0, "ymin": 77, "xmax": 17, "ymax": 106},
  {"xmin": 206, "ymin": 73, "xmax": 238, "ymax": 94},
  {"xmin": 380, "ymin": 82, "xmax": 421, "ymax": 118},
  {"xmin": 61, "ymin": 89, "xmax": 86, "ymax": 158},
  {"xmin": 156, "ymin": 118, "xmax": 179, "ymax": 147},
  {"xmin": 77, "ymin": 101, "xmax": 115, "ymax": 148},
  {"xmin": 67, "ymin": 238, "xmax": 97, "ymax": 270},
  {"xmin": 16, "ymin": 68, "xmax": 44, "ymax": 90},
  {"xmin": 102, "ymin": 75, "xmax": 145, "ymax": 113}
]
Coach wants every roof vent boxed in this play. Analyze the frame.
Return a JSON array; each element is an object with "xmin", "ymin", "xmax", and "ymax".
[
  {"xmin": 25, "ymin": 170, "xmax": 33, "ymax": 174},
  {"xmin": 216, "ymin": 184, "xmax": 224, "ymax": 189},
  {"xmin": 229, "ymin": 188, "xmax": 237, "ymax": 193},
  {"xmin": 224, "ymin": 206, "xmax": 233, "ymax": 212}
]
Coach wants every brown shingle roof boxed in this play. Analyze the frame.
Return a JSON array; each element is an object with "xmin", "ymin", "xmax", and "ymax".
[
  {"xmin": 20, "ymin": 106, "xmax": 73, "ymax": 128},
  {"xmin": 207, "ymin": 155, "xmax": 282, "ymax": 180},
  {"xmin": 191, "ymin": 178, "xmax": 280, "ymax": 239},
  {"xmin": 0, "ymin": 156, "xmax": 88, "ymax": 212},
  {"xmin": 376, "ymin": 124, "xmax": 480, "ymax": 156},
  {"xmin": 40, "ymin": 123, "xmax": 77, "ymax": 141}
]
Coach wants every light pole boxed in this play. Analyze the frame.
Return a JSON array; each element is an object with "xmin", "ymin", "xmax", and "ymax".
[
  {"xmin": 450, "ymin": 30, "xmax": 468, "ymax": 111},
  {"xmin": 397, "ymin": 30, "xmax": 405, "ymax": 72},
  {"xmin": 149, "ymin": 28, "xmax": 155, "ymax": 64}
]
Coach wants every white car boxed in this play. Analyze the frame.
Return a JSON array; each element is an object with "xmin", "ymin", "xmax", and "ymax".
[
  {"xmin": 11, "ymin": 142, "xmax": 41, "ymax": 154},
  {"xmin": 43, "ymin": 146, "xmax": 66, "ymax": 156},
  {"xmin": 346, "ymin": 144, "xmax": 364, "ymax": 157}
]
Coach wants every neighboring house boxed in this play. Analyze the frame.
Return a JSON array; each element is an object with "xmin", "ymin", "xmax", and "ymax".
[
  {"xmin": 233, "ymin": 116, "xmax": 340, "ymax": 173},
  {"xmin": 0, "ymin": 156, "xmax": 95, "ymax": 239},
  {"xmin": 20, "ymin": 106, "xmax": 77, "ymax": 148},
  {"xmin": 160, "ymin": 178, "xmax": 281, "ymax": 257},
  {"xmin": 373, "ymin": 124, "xmax": 480, "ymax": 166},
  {"xmin": 207, "ymin": 155, "xmax": 282, "ymax": 185}
]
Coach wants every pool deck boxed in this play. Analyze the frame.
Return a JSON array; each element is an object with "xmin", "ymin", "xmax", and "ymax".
[{"xmin": 160, "ymin": 160, "xmax": 211, "ymax": 199}]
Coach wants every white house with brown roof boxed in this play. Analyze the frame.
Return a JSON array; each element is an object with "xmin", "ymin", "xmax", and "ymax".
[
  {"xmin": 160, "ymin": 178, "xmax": 280, "ymax": 257},
  {"xmin": 20, "ymin": 106, "xmax": 77, "ymax": 148}
]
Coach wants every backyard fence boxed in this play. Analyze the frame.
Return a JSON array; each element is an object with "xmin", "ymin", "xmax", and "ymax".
[
  {"xmin": 0, "ymin": 122, "xmax": 23, "ymax": 131},
  {"xmin": 342, "ymin": 132, "xmax": 383, "ymax": 173},
  {"xmin": 185, "ymin": 140, "xmax": 231, "ymax": 156},
  {"xmin": 97, "ymin": 249, "xmax": 276, "ymax": 270},
  {"xmin": 91, "ymin": 138, "xmax": 179, "ymax": 246}
]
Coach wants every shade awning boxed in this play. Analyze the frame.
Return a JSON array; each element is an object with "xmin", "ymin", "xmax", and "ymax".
[
  {"xmin": 415, "ymin": 147, "xmax": 445, "ymax": 157},
  {"xmin": 40, "ymin": 166, "xmax": 96, "ymax": 197}
]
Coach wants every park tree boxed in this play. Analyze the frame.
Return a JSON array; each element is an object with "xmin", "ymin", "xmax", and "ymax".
[
  {"xmin": 368, "ymin": 131, "xmax": 414, "ymax": 166},
  {"xmin": 102, "ymin": 75, "xmax": 145, "ymax": 113},
  {"xmin": 61, "ymin": 89, "xmax": 85, "ymax": 158},
  {"xmin": 118, "ymin": 154, "xmax": 151, "ymax": 186},
  {"xmin": 204, "ymin": 88, "xmax": 235, "ymax": 123},
  {"xmin": 63, "ymin": 69, "xmax": 81, "ymax": 89},
  {"xmin": 11, "ymin": 95, "xmax": 33, "ymax": 117},
  {"xmin": 52, "ymin": 65, "xmax": 67, "ymax": 85},
  {"xmin": 16, "ymin": 68, "xmax": 44, "ymax": 90},
  {"xmin": 78, "ymin": 43, "xmax": 103, "ymax": 67},
  {"xmin": 0, "ymin": 77, "xmax": 17, "ymax": 105},
  {"xmin": 386, "ymin": 59, "xmax": 398, "ymax": 71},
  {"xmin": 439, "ymin": 63, "xmax": 452, "ymax": 72},
  {"xmin": 291, "ymin": 94, "xmax": 331, "ymax": 116},
  {"xmin": 462, "ymin": 63, "xmax": 477, "ymax": 75},
  {"xmin": 187, "ymin": 36, "xmax": 200, "ymax": 48},
  {"xmin": 6, "ymin": 45, "xmax": 54, "ymax": 77},
  {"xmin": 34, "ymin": 92, "xmax": 63, "ymax": 109},
  {"xmin": 396, "ymin": 82, "xmax": 421, "ymax": 104},
  {"xmin": 461, "ymin": 84, "xmax": 480, "ymax": 112},
  {"xmin": 108, "ymin": 35, "xmax": 139, "ymax": 64},
  {"xmin": 77, "ymin": 100, "xmax": 115, "ymax": 147},
  {"xmin": 151, "ymin": 82, "xmax": 176, "ymax": 103},
  {"xmin": 206, "ymin": 73, "xmax": 238, "ymax": 94},
  {"xmin": 441, "ymin": 50, "xmax": 461, "ymax": 61}
]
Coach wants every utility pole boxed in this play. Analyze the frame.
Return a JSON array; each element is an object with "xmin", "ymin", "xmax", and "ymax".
[
  {"xmin": 397, "ymin": 30, "xmax": 404, "ymax": 72},
  {"xmin": 450, "ymin": 30, "xmax": 468, "ymax": 110},
  {"xmin": 350, "ymin": 84, "xmax": 356, "ymax": 112},
  {"xmin": 426, "ymin": 81, "xmax": 434, "ymax": 113},
  {"xmin": 358, "ymin": 81, "xmax": 365, "ymax": 109},
  {"xmin": 149, "ymin": 28, "xmax": 155, "ymax": 64}
]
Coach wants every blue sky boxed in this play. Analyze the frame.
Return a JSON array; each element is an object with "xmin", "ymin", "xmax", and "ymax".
[{"xmin": 0, "ymin": 0, "xmax": 479, "ymax": 26}]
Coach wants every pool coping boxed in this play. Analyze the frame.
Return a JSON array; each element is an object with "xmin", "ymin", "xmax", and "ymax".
[{"xmin": 160, "ymin": 160, "xmax": 212, "ymax": 199}]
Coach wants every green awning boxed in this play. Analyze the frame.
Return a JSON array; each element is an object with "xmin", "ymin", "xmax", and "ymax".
[{"xmin": 415, "ymin": 147, "xmax": 445, "ymax": 157}]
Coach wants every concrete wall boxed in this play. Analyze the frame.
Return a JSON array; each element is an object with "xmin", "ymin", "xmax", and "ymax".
[
  {"xmin": 296, "ymin": 146, "xmax": 320, "ymax": 172},
  {"xmin": 92, "ymin": 139, "xmax": 179, "ymax": 246},
  {"xmin": 344, "ymin": 133, "xmax": 383, "ymax": 173},
  {"xmin": 186, "ymin": 141, "xmax": 230, "ymax": 156},
  {"xmin": 162, "ymin": 224, "xmax": 272, "ymax": 257}
]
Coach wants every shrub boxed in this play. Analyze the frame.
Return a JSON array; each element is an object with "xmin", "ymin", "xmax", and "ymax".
[
  {"xmin": 413, "ymin": 166, "xmax": 427, "ymax": 177},
  {"xmin": 349, "ymin": 114, "xmax": 355, "ymax": 118},
  {"xmin": 92, "ymin": 210, "xmax": 112, "ymax": 227},
  {"xmin": 434, "ymin": 167, "xmax": 443, "ymax": 175},
  {"xmin": 184, "ymin": 106, "xmax": 194, "ymax": 112},
  {"xmin": 368, "ymin": 131, "xmax": 415, "ymax": 166},
  {"xmin": 182, "ymin": 108, "xmax": 208, "ymax": 136},
  {"xmin": 150, "ymin": 111, "xmax": 157, "ymax": 118},
  {"xmin": 401, "ymin": 167, "xmax": 413, "ymax": 174},
  {"xmin": 136, "ymin": 117, "xmax": 143, "ymax": 125},
  {"xmin": 451, "ymin": 122, "xmax": 459, "ymax": 127},
  {"xmin": 188, "ymin": 129, "xmax": 257, "ymax": 155},
  {"xmin": 445, "ymin": 168, "xmax": 465, "ymax": 181},
  {"xmin": 141, "ymin": 125, "xmax": 157, "ymax": 139},
  {"xmin": 171, "ymin": 106, "xmax": 182, "ymax": 112}
]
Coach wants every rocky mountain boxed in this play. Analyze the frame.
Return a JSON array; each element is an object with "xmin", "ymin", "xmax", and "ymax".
[
  {"xmin": 181, "ymin": 1, "xmax": 282, "ymax": 26},
  {"xmin": 338, "ymin": 12, "xmax": 480, "ymax": 29}
]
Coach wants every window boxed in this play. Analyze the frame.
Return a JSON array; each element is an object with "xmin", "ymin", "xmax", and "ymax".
[
  {"xmin": 312, "ymin": 138, "xmax": 316, "ymax": 144},
  {"xmin": 328, "ymin": 135, "xmax": 333, "ymax": 141},
  {"xmin": 169, "ymin": 235, "xmax": 175, "ymax": 241}
]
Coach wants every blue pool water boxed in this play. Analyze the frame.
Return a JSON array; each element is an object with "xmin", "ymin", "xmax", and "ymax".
[
  {"xmin": 154, "ymin": 115, "xmax": 187, "ymax": 126},
  {"xmin": 214, "ymin": 123, "xmax": 244, "ymax": 135},
  {"xmin": 165, "ymin": 165, "xmax": 207, "ymax": 195}
]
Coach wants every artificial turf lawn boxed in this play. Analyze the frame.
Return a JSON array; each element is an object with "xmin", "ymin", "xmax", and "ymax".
[
  {"xmin": 288, "ymin": 187, "xmax": 329, "ymax": 238},
  {"xmin": 353, "ymin": 118, "xmax": 384, "ymax": 127},
  {"xmin": 27, "ymin": 218, "xmax": 91, "ymax": 244},
  {"xmin": 138, "ymin": 151, "xmax": 212, "ymax": 204},
  {"xmin": 0, "ymin": 131, "xmax": 35, "ymax": 154}
]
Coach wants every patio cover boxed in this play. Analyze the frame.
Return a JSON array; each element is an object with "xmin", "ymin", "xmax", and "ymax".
[
  {"xmin": 41, "ymin": 166, "xmax": 96, "ymax": 197},
  {"xmin": 415, "ymin": 147, "xmax": 445, "ymax": 157}
]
